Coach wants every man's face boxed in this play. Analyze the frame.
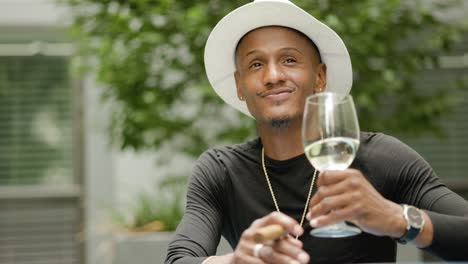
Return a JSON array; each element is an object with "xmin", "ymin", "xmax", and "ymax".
[{"xmin": 234, "ymin": 26, "xmax": 326, "ymax": 125}]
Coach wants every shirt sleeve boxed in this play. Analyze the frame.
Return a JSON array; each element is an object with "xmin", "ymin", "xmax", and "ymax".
[
  {"xmin": 423, "ymin": 192, "xmax": 468, "ymax": 260},
  {"xmin": 363, "ymin": 133, "xmax": 468, "ymax": 260},
  {"xmin": 165, "ymin": 150, "xmax": 227, "ymax": 264}
]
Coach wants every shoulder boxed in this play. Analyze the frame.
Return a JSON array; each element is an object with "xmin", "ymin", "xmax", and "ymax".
[
  {"xmin": 359, "ymin": 131, "xmax": 422, "ymax": 162},
  {"xmin": 357, "ymin": 132, "xmax": 438, "ymax": 191},
  {"xmin": 192, "ymin": 137, "xmax": 261, "ymax": 180},
  {"xmin": 357, "ymin": 132, "xmax": 432, "ymax": 181},
  {"xmin": 359, "ymin": 133, "xmax": 449, "ymax": 206},
  {"xmin": 197, "ymin": 137, "xmax": 261, "ymax": 167},
  {"xmin": 360, "ymin": 131, "xmax": 405, "ymax": 148}
]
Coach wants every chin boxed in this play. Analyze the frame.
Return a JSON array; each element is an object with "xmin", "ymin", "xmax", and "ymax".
[
  {"xmin": 269, "ymin": 117, "xmax": 291, "ymax": 129},
  {"xmin": 253, "ymin": 102, "xmax": 302, "ymax": 124},
  {"xmin": 263, "ymin": 110, "xmax": 301, "ymax": 129},
  {"xmin": 268, "ymin": 108, "xmax": 301, "ymax": 121}
]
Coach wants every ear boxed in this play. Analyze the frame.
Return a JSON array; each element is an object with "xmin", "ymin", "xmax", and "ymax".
[
  {"xmin": 234, "ymin": 71, "xmax": 244, "ymax": 100},
  {"xmin": 313, "ymin": 63, "xmax": 327, "ymax": 93}
]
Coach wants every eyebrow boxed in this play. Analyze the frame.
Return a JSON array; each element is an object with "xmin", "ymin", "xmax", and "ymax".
[{"xmin": 244, "ymin": 47, "xmax": 304, "ymax": 58}]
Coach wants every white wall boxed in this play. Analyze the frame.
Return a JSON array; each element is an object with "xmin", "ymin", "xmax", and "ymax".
[
  {"xmin": 0, "ymin": 0, "xmax": 69, "ymax": 26},
  {"xmin": 83, "ymin": 75, "xmax": 116, "ymax": 264}
]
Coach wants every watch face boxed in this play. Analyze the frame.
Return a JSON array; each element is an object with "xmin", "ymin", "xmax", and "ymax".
[{"xmin": 407, "ymin": 206, "xmax": 424, "ymax": 228}]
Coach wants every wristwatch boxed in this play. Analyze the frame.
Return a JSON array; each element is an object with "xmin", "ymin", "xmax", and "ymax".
[{"xmin": 396, "ymin": 204, "xmax": 425, "ymax": 244}]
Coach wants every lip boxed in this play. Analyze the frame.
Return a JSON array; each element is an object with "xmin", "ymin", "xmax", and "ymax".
[
  {"xmin": 259, "ymin": 87, "xmax": 295, "ymax": 101},
  {"xmin": 265, "ymin": 91, "xmax": 291, "ymax": 101}
]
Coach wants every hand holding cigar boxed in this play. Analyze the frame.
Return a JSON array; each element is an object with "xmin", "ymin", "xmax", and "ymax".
[{"xmin": 253, "ymin": 224, "xmax": 287, "ymax": 243}]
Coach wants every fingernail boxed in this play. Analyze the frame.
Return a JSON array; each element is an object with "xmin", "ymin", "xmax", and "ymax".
[
  {"xmin": 306, "ymin": 213, "xmax": 311, "ymax": 221},
  {"xmin": 294, "ymin": 225, "xmax": 303, "ymax": 236},
  {"xmin": 290, "ymin": 261, "xmax": 300, "ymax": 264},
  {"xmin": 298, "ymin": 252, "xmax": 309, "ymax": 263},
  {"xmin": 310, "ymin": 219, "xmax": 318, "ymax": 227}
]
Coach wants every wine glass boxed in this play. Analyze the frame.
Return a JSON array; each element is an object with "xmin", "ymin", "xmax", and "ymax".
[{"xmin": 302, "ymin": 92, "xmax": 361, "ymax": 237}]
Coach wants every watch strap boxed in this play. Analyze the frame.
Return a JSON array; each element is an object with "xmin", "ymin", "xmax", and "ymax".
[
  {"xmin": 396, "ymin": 224, "xmax": 420, "ymax": 244},
  {"xmin": 396, "ymin": 205, "xmax": 423, "ymax": 244}
]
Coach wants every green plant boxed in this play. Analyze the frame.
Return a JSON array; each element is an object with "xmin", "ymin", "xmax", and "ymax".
[
  {"xmin": 66, "ymin": 0, "xmax": 467, "ymax": 229},
  {"xmin": 66, "ymin": 0, "xmax": 467, "ymax": 156},
  {"xmin": 113, "ymin": 176, "xmax": 186, "ymax": 232}
]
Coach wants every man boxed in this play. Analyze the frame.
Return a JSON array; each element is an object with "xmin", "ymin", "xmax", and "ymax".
[{"xmin": 165, "ymin": 0, "xmax": 468, "ymax": 263}]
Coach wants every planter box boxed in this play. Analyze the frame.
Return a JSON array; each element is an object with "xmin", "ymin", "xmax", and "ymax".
[{"xmin": 112, "ymin": 232, "xmax": 232, "ymax": 264}]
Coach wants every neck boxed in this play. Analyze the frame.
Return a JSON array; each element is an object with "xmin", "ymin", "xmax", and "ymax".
[{"xmin": 257, "ymin": 117, "xmax": 304, "ymax": 160}]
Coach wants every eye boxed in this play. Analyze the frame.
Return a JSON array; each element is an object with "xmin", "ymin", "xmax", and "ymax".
[
  {"xmin": 249, "ymin": 62, "xmax": 263, "ymax": 69},
  {"xmin": 284, "ymin": 57, "xmax": 297, "ymax": 64}
]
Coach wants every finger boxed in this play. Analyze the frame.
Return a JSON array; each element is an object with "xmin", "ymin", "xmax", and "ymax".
[
  {"xmin": 309, "ymin": 189, "xmax": 358, "ymax": 218},
  {"xmin": 259, "ymin": 245, "xmax": 303, "ymax": 264},
  {"xmin": 251, "ymin": 212, "xmax": 303, "ymax": 237},
  {"xmin": 234, "ymin": 254, "xmax": 266, "ymax": 264},
  {"xmin": 307, "ymin": 181, "xmax": 352, "ymax": 220},
  {"xmin": 309, "ymin": 179, "xmax": 349, "ymax": 206},
  {"xmin": 316, "ymin": 170, "xmax": 351, "ymax": 187},
  {"xmin": 310, "ymin": 203, "xmax": 361, "ymax": 228},
  {"xmin": 240, "ymin": 227, "xmax": 258, "ymax": 242},
  {"xmin": 285, "ymin": 234, "xmax": 303, "ymax": 247},
  {"xmin": 236, "ymin": 241, "xmax": 267, "ymax": 263},
  {"xmin": 272, "ymin": 237, "xmax": 310, "ymax": 264}
]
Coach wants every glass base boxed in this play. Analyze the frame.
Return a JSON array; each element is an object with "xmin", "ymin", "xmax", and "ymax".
[{"xmin": 310, "ymin": 221, "xmax": 361, "ymax": 238}]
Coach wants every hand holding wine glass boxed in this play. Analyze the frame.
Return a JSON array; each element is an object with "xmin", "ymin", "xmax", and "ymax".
[{"xmin": 302, "ymin": 92, "xmax": 361, "ymax": 237}]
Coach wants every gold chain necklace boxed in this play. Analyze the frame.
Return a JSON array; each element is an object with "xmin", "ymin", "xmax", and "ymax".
[{"xmin": 261, "ymin": 147, "xmax": 317, "ymax": 239}]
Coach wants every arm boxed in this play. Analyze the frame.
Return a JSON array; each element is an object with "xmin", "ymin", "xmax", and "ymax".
[
  {"xmin": 204, "ymin": 212, "xmax": 309, "ymax": 264},
  {"xmin": 422, "ymin": 191, "xmax": 468, "ymax": 260},
  {"xmin": 165, "ymin": 150, "xmax": 227, "ymax": 264},
  {"xmin": 307, "ymin": 133, "xmax": 468, "ymax": 260},
  {"xmin": 378, "ymin": 134, "xmax": 468, "ymax": 260},
  {"xmin": 391, "ymin": 187, "xmax": 468, "ymax": 260},
  {"xmin": 165, "ymin": 149, "xmax": 310, "ymax": 264}
]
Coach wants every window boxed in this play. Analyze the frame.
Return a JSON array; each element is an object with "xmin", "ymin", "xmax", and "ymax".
[
  {"xmin": 401, "ymin": 33, "xmax": 468, "ymax": 197},
  {"xmin": 0, "ymin": 56, "xmax": 73, "ymax": 185},
  {"xmin": 0, "ymin": 43, "xmax": 82, "ymax": 264}
]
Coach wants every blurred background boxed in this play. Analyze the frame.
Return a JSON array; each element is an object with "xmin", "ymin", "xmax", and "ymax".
[{"xmin": 0, "ymin": 0, "xmax": 467, "ymax": 263}]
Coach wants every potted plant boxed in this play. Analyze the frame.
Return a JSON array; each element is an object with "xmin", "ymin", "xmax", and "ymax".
[{"xmin": 111, "ymin": 175, "xmax": 186, "ymax": 264}]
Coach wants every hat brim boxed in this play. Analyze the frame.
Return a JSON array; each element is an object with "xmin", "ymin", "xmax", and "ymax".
[{"xmin": 204, "ymin": 0, "xmax": 353, "ymax": 118}]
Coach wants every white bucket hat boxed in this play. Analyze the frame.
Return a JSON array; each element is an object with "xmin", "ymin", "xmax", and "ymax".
[{"xmin": 204, "ymin": 0, "xmax": 353, "ymax": 118}]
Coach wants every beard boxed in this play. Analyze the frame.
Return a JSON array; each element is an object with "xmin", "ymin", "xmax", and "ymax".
[{"xmin": 268, "ymin": 116, "xmax": 291, "ymax": 129}]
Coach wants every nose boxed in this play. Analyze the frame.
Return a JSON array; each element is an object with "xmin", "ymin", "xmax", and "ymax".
[{"xmin": 263, "ymin": 62, "xmax": 286, "ymax": 86}]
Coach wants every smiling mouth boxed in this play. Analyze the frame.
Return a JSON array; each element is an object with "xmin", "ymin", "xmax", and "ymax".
[{"xmin": 258, "ymin": 87, "xmax": 295, "ymax": 100}]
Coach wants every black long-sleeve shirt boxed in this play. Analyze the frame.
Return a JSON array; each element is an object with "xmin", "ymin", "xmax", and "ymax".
[{"xmin": 165, "ymin": 132, "xmax": 468, "ymax": 263}]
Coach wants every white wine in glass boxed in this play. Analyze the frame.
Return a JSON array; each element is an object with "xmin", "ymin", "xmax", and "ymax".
[{"xmin": 302, "ymin": 92, "xmax": 361, "ymax": 237}]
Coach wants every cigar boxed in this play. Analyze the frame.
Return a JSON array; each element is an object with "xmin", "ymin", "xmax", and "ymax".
[{"xmin": 253, "ymin": 224, "xmax": 287, "ymax": 243}]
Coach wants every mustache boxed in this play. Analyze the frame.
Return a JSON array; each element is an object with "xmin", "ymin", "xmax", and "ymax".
[{"xmin": 257, "ymin": 87, "xmax": 295, "ymax": 97}]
